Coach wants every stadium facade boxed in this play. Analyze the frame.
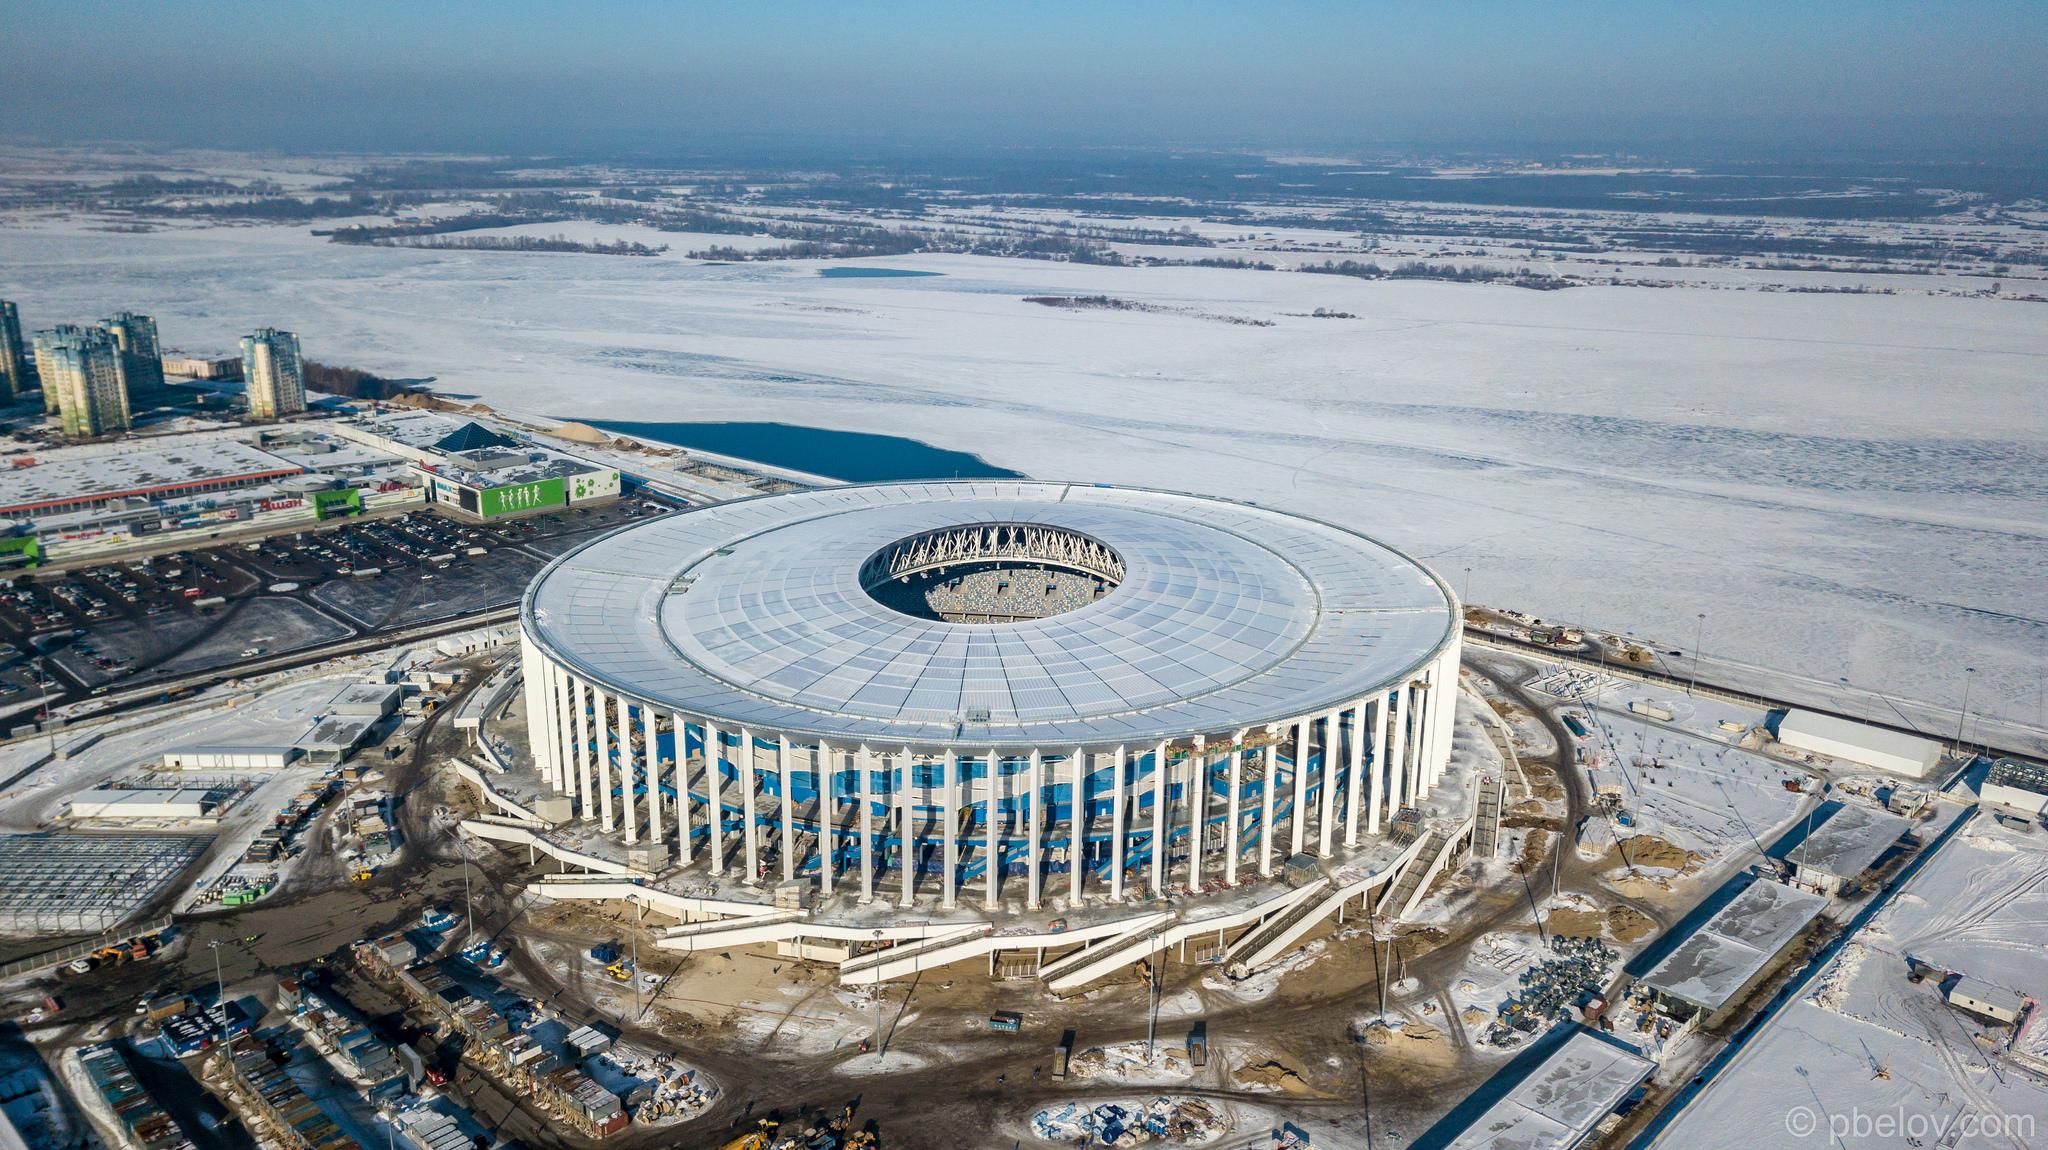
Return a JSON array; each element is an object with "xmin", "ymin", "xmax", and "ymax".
[{"xmin": 515, "ymin": 481, "xmax": 1462, "ymax": 916}]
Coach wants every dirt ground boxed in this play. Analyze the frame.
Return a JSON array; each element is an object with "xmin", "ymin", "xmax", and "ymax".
[
  {"xmin": 1544, "ymin": 903, "xmax": 1658, "ymax": 944},
  {"xmin": 1, "ymin": 652, "xmax": 1707, "ymax": 1150}
]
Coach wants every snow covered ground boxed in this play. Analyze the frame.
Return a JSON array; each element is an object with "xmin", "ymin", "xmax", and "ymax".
[
  {"xmin": 1659, "ymin": 812, "xmax": 2048, "ymax": 1150},
  {"xmin": 3, "ymin": 214, "xmax": 2043, "ymax": 737}
]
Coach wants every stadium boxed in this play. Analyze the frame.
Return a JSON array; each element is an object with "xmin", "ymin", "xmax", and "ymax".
[{"xmin": 507, "ymin": 481, "xmax": 1469, "ymax": 984}]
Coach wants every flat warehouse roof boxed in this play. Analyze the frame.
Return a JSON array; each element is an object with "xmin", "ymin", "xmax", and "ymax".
[
  {"xmin": 2, "ymin": 436, "xmax": 305, "ymax": 515},
  {"xmin": 1641, "ymin": 880, "xmax": 1827, "ymax": 1012},
  {"xmin": 1778, "ymin": 710, "xmax": 1939, "ymax": 765},
  {"xmin": 1445, "ymin": 1029, "xmax": 1655, "ymax": 1150},
  {"xmin": 1786, "ymin": 803, "xmax": 1912, "ymax": 880}
]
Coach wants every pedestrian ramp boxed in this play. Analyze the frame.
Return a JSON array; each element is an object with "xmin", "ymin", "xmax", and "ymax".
[
  {"xmin": 1034, "ymin": 911, "xmax": 1175, "ymax": 994},
  {"xmin": 654, "ymin": 909, "xmax": 808, "ymax": 951},
  {"xmin": 837, "ymin": 924, "xmax": 994, "ymax": 986}
]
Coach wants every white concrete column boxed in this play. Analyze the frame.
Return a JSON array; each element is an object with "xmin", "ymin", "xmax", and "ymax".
[
  {"xmin": 1259, "ymin": 734, "xmax": 1277, "ymax": 877},
  {"xmin": 594, "ymin": 689, "xmax": 616, "ymax": 833},
  {"xmin": 1318, "ymin": 712, "xmax": 1339, "ymax": 856},
  {"xmin": 740, "ymin": 728, "xmax": 759, "ymax": 881},
  {"xmin": 616, "ymin": 696, "xmax": 637, "ymax": 844},
  {"xmin": 519, "ymin": 643, "xmax": 555, "ymax": 783},
  {"xmin": 985, "ymin": 749, "xmax": 1000, "ymax": 910},
  {"xmin": 1434, "ymin": 649, "xmax": 1461, "ymax": 787},
  {"xmin": 1344, "ymin": 701, "xmax": 1367, "ymax": 847},
  {"xmin": 528, "ymin": 654, "xmax": 552, "ymax": 785},
  {"xmin": 706, "ymin": 722, "xmax": 725, "ymax": 873},
  {"xmin": 858, "ymin": 745, "xmax": 875, "ymax": 901},
  {"xmin": 551, "ymin": 663, "xmax": 575, "ymax": 794},
  {"xmin": 1389, "ymin": 687, "xmax": 1411, "ymax": 812},
  {"xmin": 1110, "ymin": 745, "xmax": 1127, "ymax": 901},
  {"xmin": 674, "ymin": 714, "xmax": 693, "ymax": 866},
  {"xmin": 1373, "ymin": 697, "xmax": 1393, "ymax": 833},
  {"xmin": 1188, "ymin": 736, "xmax": 1207, "ymax": 891},
  {"xmin": 941, "ymin": 750, "xmax": 958, "ymax": 909},
  {"xmin": 1405, "ymin": 681, "xmax": 1424, "ymax": 805},
  {"xmin": 572, "ymin": 678, "xmax": 593, "ymax": 815},
  {"xmin": 819, "ymin": 741, "xmax": 835, "ymax": 897},
  {"xmin": 1025, "ymin": 749, "xmax": 1043, "ymax": 909},
  {"xmin": 1290, "ymin": 718, "xmax": 1310, "ymax": 857},
  {"xmin": 1418, "ymin": 669, "xmax": 1441, "ymax": 795},
  {"xmin": 1151, "ymin": 741, "xmax": 1169, "ymax": 895},
  {"xmin": 777, "ymin": 735, "xmax": 795, "ymax": 884},
  {"xmin": 1225, "ymin": 730, "xmax": 1245, "ymax": 886},
  {"xmin": 643, "ymin": 705, "xmax": 661, "ymax": 849},
  {"xmin": 897, "ymin": 748, "xmax": 915, "ymax": 908},
  {"xmin": 1069, "ymin": 749, "xmax": 1085, "ymax": 904}
]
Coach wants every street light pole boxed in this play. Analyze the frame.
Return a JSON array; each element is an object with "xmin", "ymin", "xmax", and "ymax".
[
  {"xmin": 1689, "ymin": 614, "xmax": 1706, "ymax": 696},
  {"xmin": 872, "ymin": 930, "xmax": 885, "ymax": 1059},
  {"xmin": 1956, "ymin": 667, "xmax": 1976, "ymax": 756},
  {"xmin": 36, "ymin": 657, "xmax": 56, "ymax": 759},
  {"xmin": 205, "ymin": 937, "xmax": 224, "ymax": 1006}
]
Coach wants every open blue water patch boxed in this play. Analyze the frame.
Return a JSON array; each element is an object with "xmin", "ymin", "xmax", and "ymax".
[{"xmin": 579, "ymin": 420, "xmax": 1024, "ymax": 482}]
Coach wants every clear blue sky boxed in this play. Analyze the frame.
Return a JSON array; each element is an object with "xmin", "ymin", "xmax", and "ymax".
[{"xmin": 4, "ymin": 1, "xmax": 2042, "ymax": 156}]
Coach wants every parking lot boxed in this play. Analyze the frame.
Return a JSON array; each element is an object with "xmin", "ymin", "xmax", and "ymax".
[{"xmin": 0, "ymin": 498, "xmax": 669, "ymax": 711}]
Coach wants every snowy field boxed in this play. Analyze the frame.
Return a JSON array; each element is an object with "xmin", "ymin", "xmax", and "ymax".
[
  {"xmin": 2, "ymin": 215, "xmax": 2044, "ymax": 732},
  {"xmin": 1661, "ymin": 812, "xmax": 2048, "ymax": 1150}
]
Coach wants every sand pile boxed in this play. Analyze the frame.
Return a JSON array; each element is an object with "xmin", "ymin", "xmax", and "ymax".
[
  {"xmin": 1614, "ymin": 834, "xmax": 1699, "ymax": 872},
  {"xmin": 1234, "ymin": 1058, "xmax": 1314, "ymax": 1095}
]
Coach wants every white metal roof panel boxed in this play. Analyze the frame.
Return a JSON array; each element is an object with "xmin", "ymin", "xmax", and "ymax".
[{"xmin": 524, "ymin": 481, "xmax": 1456, "ymax": 747}]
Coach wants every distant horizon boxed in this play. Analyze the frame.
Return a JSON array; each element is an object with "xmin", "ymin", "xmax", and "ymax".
[
  {"xmin": 4, "ymin": 1, "xmax": 2043, "ymax": 164},
  {"xmin": 8, "ymin": 133, "xmax": 2046, "ymax": 170}
]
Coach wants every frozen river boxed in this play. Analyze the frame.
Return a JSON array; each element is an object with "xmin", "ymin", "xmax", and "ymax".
[{"xmin": 2, "ymin": 216, "xmax": 2044, "ymax": 730}]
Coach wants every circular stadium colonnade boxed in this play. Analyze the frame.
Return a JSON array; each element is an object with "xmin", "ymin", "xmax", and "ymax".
[{"xmin": 516, "ymin": 481, "xmax": 1461, "ymax": 911}]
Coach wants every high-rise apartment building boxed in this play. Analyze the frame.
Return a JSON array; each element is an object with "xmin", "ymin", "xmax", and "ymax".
[
  {"xmin": 0, "ymin": 299, "xmax": 29, "ymax": 401},
  {"xmin": 33, "ymin": 325, "xmax": 131, "ymax": 437},
  {"xmin": 240, "ymin": 327, "xmax": 306, "ymax": 419},
  {"xmin": 102, "ymin": 311, "xmax": 166, "ymax": 401}
]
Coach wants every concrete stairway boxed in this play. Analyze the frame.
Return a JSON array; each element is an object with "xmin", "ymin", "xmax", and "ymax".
[{"xmin": 1376, "ymin": 828, "xmax": 1447, "ymax": 915}]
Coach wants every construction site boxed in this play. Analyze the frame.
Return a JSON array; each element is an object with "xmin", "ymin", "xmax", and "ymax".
[{"xmin": 0, "ymin": 473, "xmax": 2039, "ymax": 1150}]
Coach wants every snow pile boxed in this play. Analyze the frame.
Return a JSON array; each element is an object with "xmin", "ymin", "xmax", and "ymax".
[
  {"xmin": 1068, "ymin": 1041, "xmax": 1195, "ymax": 1083},
  {"xmin": 1805, "ymin": 939, "xmax": 1869, "ymax": 1014},
  {"xmin": 1204, "ymin": 938, "xmax": 1327, "ymax": 1000}
]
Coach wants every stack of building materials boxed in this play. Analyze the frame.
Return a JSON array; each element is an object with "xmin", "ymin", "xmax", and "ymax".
[{"xmin": 78, "ymin": 1044, "xmax": 195, "ymax": 1150}]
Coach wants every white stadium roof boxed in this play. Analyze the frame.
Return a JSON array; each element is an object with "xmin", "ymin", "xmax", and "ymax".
[{"xmin": 522, "ymin": 481, "xmax": 1457, "ymax": 748}]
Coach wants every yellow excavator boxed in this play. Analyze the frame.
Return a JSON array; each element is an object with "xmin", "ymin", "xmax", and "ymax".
[{"xmin": 719, "ymin": 1118, "xmax": 778, "ymax": 1150}]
